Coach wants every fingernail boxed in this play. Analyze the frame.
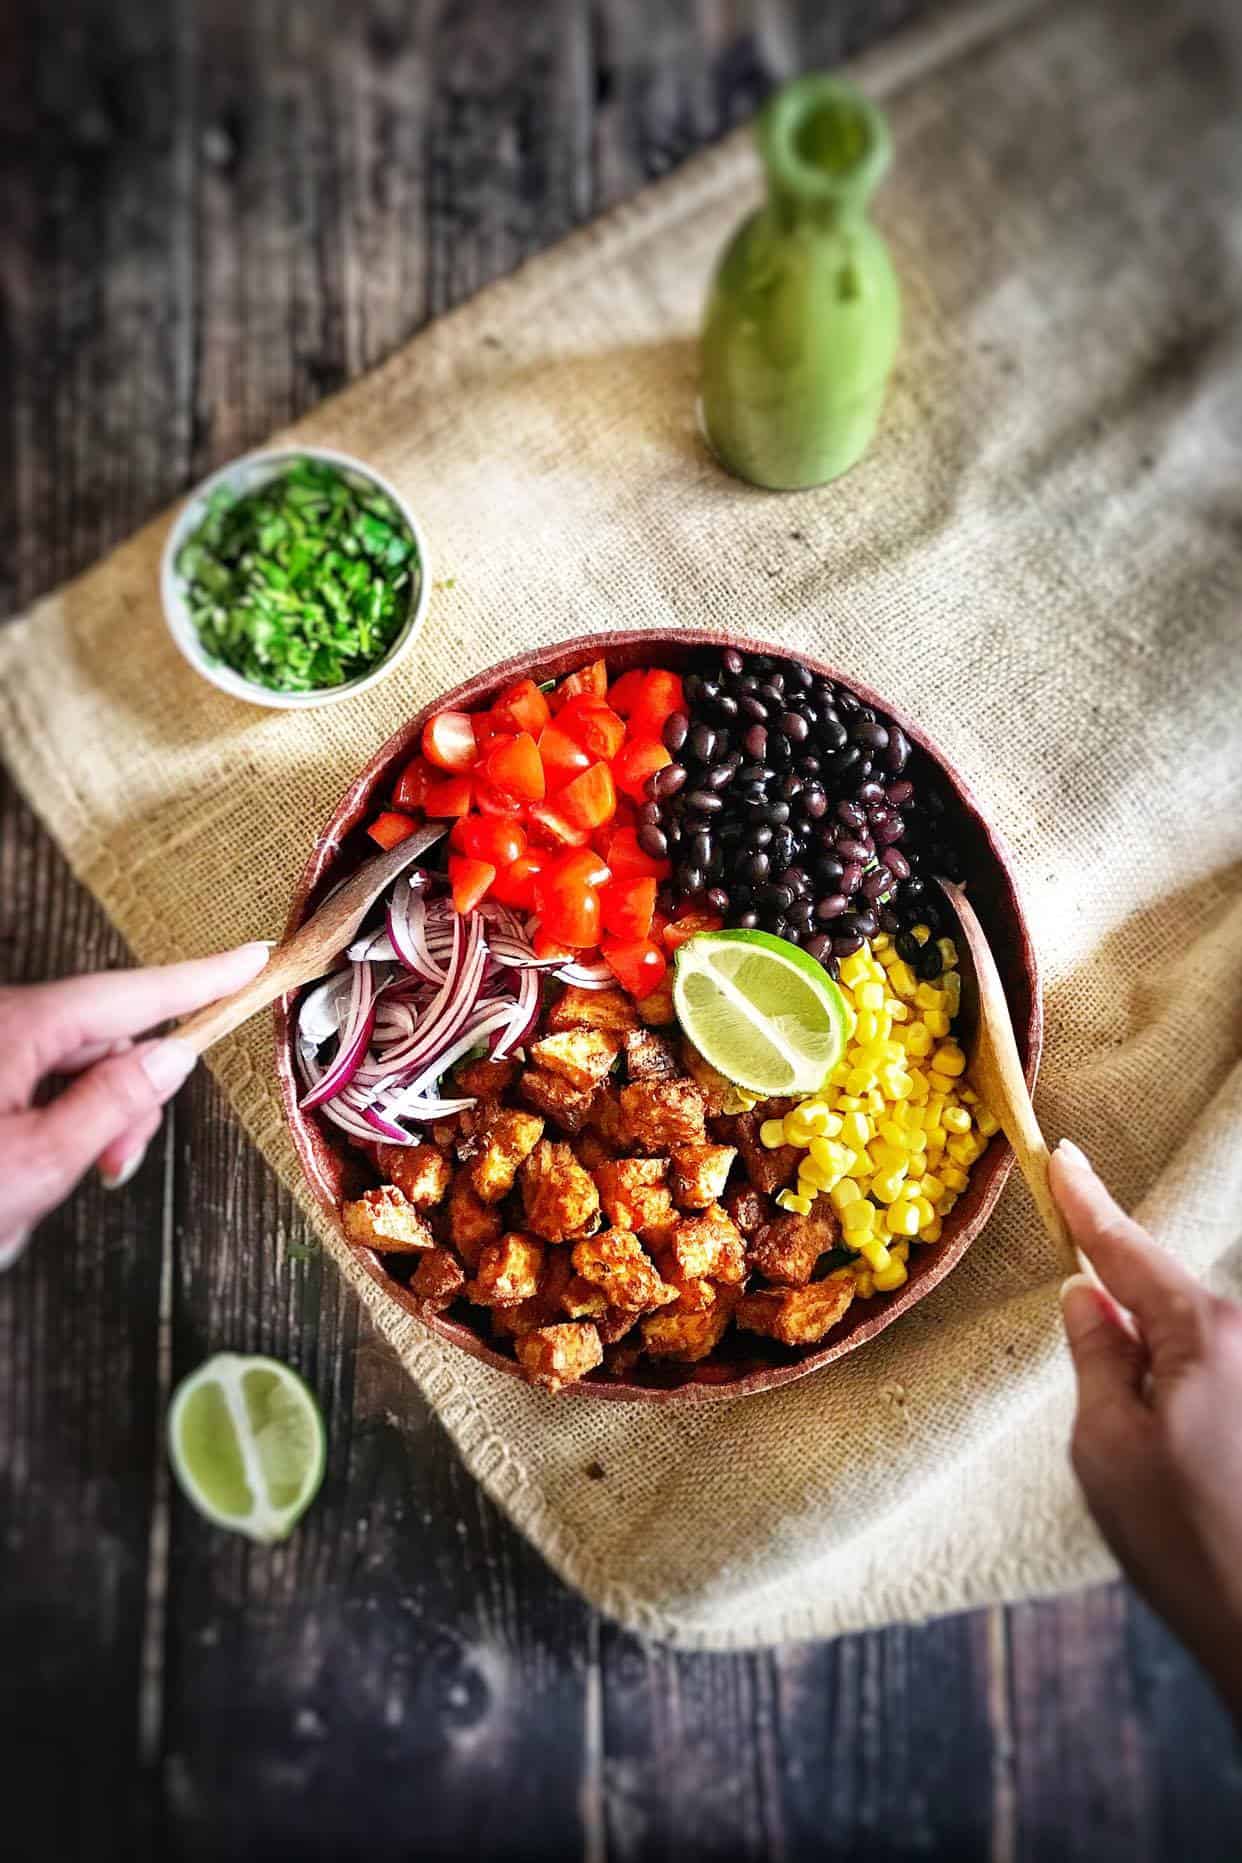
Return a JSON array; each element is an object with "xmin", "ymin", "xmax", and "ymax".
[
  {"xmin": 1059, "ymin": 1272, "xmax": 1093, "ymax": 1304},
  {"xmin": 140, "ymin": 1037, "xmax": 197, "ymax": 1097},
  {"xmin": 0, "ymin": 1230, "xmax": 31, "ymax": 1272},
  {"xmin": 100, "ymin": 1140, "xmax": 149, "ymax": 1191},
  {"xmin": 1054, "ymin": 1138, "xmax": 1091, "ymax": 1171},
  {"xmin": 233, "ymin": 940, "xmax": 274, "ymax": 968}
]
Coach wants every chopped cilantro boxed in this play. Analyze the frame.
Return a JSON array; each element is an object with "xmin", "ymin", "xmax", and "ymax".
[{"xmin": 176, "ymin": 457, "xmax": 419, "ymax": 693}]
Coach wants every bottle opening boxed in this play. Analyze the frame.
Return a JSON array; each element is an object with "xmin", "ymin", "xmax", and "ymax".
[
  {"xmin": 793, "ymin": 95, "xmax": 872, "ymax": 180},
  {"xmin": 759, "ymin": 75, "xmax": 890, "ymax": 211}
]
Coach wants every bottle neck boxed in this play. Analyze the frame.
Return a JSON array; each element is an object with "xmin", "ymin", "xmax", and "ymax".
[{"xmin": 758, "ymin": 75, "xmax": 890, "ymax": 233}]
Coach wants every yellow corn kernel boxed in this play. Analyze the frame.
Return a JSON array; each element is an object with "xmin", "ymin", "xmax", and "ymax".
[
  {"xmin": 866, "ymin": 1088, "xmax": 887, "ymax": 1114},
  {"xmin": 920, "ymin": 1172, "xmax": 947, "ymax": 1201},
  {"xmin": 947, "ymin": 1132, "xmax": 985, "ymax": 1166},
  {"xmin": 920, "ymin": 1216, "xmax": 943, "ymax": 1242},
  {"xmin": 935, "ymin": 936, "xmax": 957, "ymax": 969},
  {"xmin": 854, "ymin": 1009, "xmax": 881, "ymax": 1045},
  {"xmin": 861, "ymin": 1239, "xmax": 893, "ymax": 1272},
  {"xmin": 907, "ymin": 1126, "xmax": 928, "ymax": 1153},
  {"xmin": 960, "ymin": 1085, "xmax": 980, "ymax": 1105},
  {"xmin": 880, "ymin": 1067, "xmax": 914, "ymax": 1101},
  {"xmin": 942, "ymin": 971, "xmax": 961, "ymax": 1015},
  {"xmin": 877, "ymin": 1038, "xmax": 905, "ymax": 1063},
  {"xmin": 891, "ymin": 1240, "xmax": 910, "ymax": 1262},
  {"xmin": 841, "ymin": 1110, "xmax": 872, "ymax": 1150},
  {"xmin": 911, "ymin": 923, "xmax": 931, "ymax": 945},
  {"xmin": 838, "ymin": 950, "xmax": 872, "ymax": 989},
  {"xmin": 798, "ymin": 1161, "xmax": 835, "ymax": 1194},
  {"xmin": 776, "ymin": 1189, "xmax": 813, "ymax": 1215},
  {"xmin": 915, "ymin": 982, "xmax": 947, "ymax": 1011},
  {"xmin": 942, "ymin": 1105, "xmax": 972, "ymax": 1133},
  {"xmin": 886, "ymin": 997, "xmax": 910, "ymax": 1023},
  {"xmin": 855, "ymin": 979, "xmax": 886, "ymax": 1012},
  {"xmin": 876, "ymin": 941, "xmax": 899, "ymax": 968},
  {"xmin": 873, "ymin": 1259, "xmax": 909, "ymax": 1292},
  {"xmin": 829, "ymin": 1060, "xmax": 853, "ymax": 1087},
  {"xmin": 829, "ymin": 1177, "xmax": 863, "ymax": 1213},
  {"xmin": 976, "ymin": 1107, "xmax": 1000, "ymax": 1137},
  {"xmin": 903, "ymin": 1022, "xmax": 934, "ymax": 1059},
  {"xmin": 760, "ymin": 1118, "xmax": 788, "ymax": 1149},
  {"xmin": 923, "ymin": 1011, "xmax": 951, "ymax": 1038},
  {"xmin": 912, "ymin": 1196, "xmax": 936, "ymax": 1227},
  {"xmin": 852, "ymin": 1267, "xmax": 876, "ymax": 1297},
  {"xmin": 877, "ymin": 1118, "xmax": 907, "ymax": 1148},
  {"xmin": 885, "ymin": 1200, "xmax": 921, "ymax": 1237},
  {"xmin": 846, "ymin": 1066, "xmax": 877, "ymax": 1096},
  {"xmin": 940, "ymin": 1164, "xmax": 969, "ymax": 1192},
  {"xmin": 872, "ymin": 931, "xmax": 892, "ymax": 953},
  {"xmin": 836, "ymin": 1094, "xmax": 865, "ymax": 1114},
  {"xmin": 841, "ymin": 1197, "xmax": 877, "ymax": 1236},
  {"xmin": 932, "ymin": 1043, "xmax": 966, "ymax": 1077},
  {"xmin": 847, "ymin": 1148, "xmax": 873, "ymax": 1178},
  {"xmin": 888, "ymin": 960, "xmax": 918, "ymax": 1000},
  {"xmin": 870, "ymin": 1138, "xmax": 908, "ymax": 1172},
  {"xmin": 934, "ymin": 1194, "xmax": 958, "ymax": 1218},
  {"xmin": 906, "ymin": 1071, "xmax": 930, "ymax": 1103},
  {"xmin": 871, "ymin": 1167, "xmax": 907, "ymax": 1203}
]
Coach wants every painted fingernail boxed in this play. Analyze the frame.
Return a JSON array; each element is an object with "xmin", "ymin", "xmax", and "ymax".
[
  {"xmin": 140, "ymin": 1037, "xmax": 197, "ymax": 1097},
  {"xmin": 0, "ymin": 1230, "xmax": 32, "ymax": 1272},
  {"xmin": 100, "ymin": 1140, "xmax": 150, "ymax": 1191},
  {"xmin": 1054, "ymin": 1138, "xmax": 1090, "ymax": 1170}
]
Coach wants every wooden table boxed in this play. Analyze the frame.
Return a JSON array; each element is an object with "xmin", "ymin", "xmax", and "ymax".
[{"xmin": 3, "ymin": 4, "xmax": 1240, "ymax": 1856}]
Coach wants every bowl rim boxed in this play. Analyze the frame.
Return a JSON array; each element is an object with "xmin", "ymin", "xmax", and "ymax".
[
  {"xmin": 274, "ymin": 628, "xmax": 1041, "ymax": 1402},
  {"xmin": 159, "ymin": 444, "xmax": 432, "ymax": 711}
]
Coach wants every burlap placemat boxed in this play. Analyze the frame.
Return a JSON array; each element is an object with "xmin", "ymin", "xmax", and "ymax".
[{"xmin": 3, "ymin": 0, "xmax": 1241, "ymax": 1648}]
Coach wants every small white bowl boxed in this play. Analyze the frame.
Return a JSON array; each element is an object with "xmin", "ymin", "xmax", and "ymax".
[{"xmin": 160, "ymin": 446, "xmax": 431, "ymax": 710}]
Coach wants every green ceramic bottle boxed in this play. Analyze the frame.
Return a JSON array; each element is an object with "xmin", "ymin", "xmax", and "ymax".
[{"xmin": 700, "ymin": 75, "xmax": 900, "ymax": 490}]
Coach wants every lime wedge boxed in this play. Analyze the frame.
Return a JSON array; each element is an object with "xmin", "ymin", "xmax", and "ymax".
[
  {"xmin": 672, "ymin": 929, "xmax": 851, "ymax": 1097},
  {"xmin": 168, "ymin": 1353, "xmax": 326, "ymax": 1544}
]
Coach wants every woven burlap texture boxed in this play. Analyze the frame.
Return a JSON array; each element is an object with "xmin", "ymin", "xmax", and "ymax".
[{"xmin": 3, "ymin": 0, "xmax": 1241, "ymax": 1648}]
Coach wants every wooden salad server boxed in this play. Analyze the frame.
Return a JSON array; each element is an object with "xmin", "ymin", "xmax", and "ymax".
[
  {"xmin": 174, "ymin": 822, "xmax": 448, "ymax": 1056},
  {"xmin": 937, "ymin": 878, "xmax": 1077, "ymax": 1275}
]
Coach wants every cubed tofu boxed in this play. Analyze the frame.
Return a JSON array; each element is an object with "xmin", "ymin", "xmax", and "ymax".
[
  {"xmin": 736, "ymin": 1269, "xmax": 856, "ymax": 1346},
  {"xmin": 636, "ymin": 976, "xmax": 676, "ymax": 1026},
  {"xmin": 669, "ymin": 1143, "xmax": 737, "ymax": 1210},
  {"xmin": 592, "ymin": 1157, "xmax": 676, "ymax": 1236},
  {"xmin": 515, "ymin": 1322, "xmax": 604, "ymax": 1392},
  {"xmin": 521, "ymin": 1140, "xmax": 601, "ymax": 1242},
  {"xmin": 623, "ymin": 1027, "xmax": 679, "ymax": 1081},
  {"xmin": 713, "ymin": 1110, "xmax": 801, "ymax": 1197},
  {"xmin": 575, "ymin": 1130, "xmax": 617, "ymax": 1171},
  {"xmin": 545, "ymin": 985, "xmax": 639, "ymax": 1036},
  {"xmin": 410, "ymin": 1247, "xmax": 467, "ymax": 1312},
  {"xmin": 679, "ymin": 1041, "xmax": 736, "ymax": 1117},
  {"xmin": 447, "ymin": 1174, "xmax": 505, "ymax": 1269},
  {"xmin": 469, "ymin": 1108, "xmax": 545, "ymax": 1203},
  {"xmin": 725, "ymin": 1183, "xmax": 771, "ymax": 1238},
  {"xmin": 375, "ymin": 1142, "xmax": 452, "ymax": 1209},
  {"xmin": 650, "ymin": 1259, "xmax": 718, "ymax": 1311},
  {"xmin": 620, "ymin": 1078, "xmax": 707, "ymax": 1152},
  {"xmin": 561, "ymin": 1273, "xmax": 609, "ymax": 1320},
  {"xmin": 587, "ymin": 1084, "xmax": 628, "ymax": 1148},
  {"xmin": 491, "ymin": 1250, "xmax": 574, "ymax": 1337},
  {"xmin": 342, "ymin": 1186, "xmax": 434, "ymax": 1253},
  {"xmin": 642, "ymin": 1285, "xmax": 739, "ymax": 1362},
  {"xmin": 597, "ymin": 1306, "xmax": 640, "ymax": 1346},
  {"xmin": 667, "ymin": 1203, "xmax": 747, "ymax": 1284},
  {"xmin": 467, "ymin": 1232, "xmax": 546, "ymax": 1307},
  {"xmin": 572, "ymin": 1229, "xmax": 677, "ymax": 1313},
  {"xmin": 454, "ymin": 1056, "xmax": 519, "ymax": 1102},
  {"xmin": 518, "ymin": 1068, "xmax": 598, "ymax": 1134},
  {"xmin": 529, "ymin": 1027, "xmax": 620, "ymax": 1093},
  {"xmin": 748, "ymin": 1206, "xmax": 842, "ymax": 1288}
]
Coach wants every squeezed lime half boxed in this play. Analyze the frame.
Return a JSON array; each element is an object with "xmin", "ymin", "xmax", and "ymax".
[
  {"xmin": 168, "ymin": 1353, "xmax": 326, "ymax": 1544},
  {"xmin": 672, "ymin": 929, "xmax": 851, "ymax": 1097}
]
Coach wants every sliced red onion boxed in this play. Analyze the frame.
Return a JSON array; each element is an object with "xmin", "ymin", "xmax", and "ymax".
[
  {"xmin": 494, "ymin": 963, "xmax": 540, "ymax": 1058},
  {"xmin": 348, "ymin": 928, "xmax": 397, "ymax": 963},
  {"xmin": 553, "ymin": 959, "xmax": 614, "ymax": 989},
  {"xmin": 301, "ymin": 963, "xmax": 377, "ymax": 1110}
]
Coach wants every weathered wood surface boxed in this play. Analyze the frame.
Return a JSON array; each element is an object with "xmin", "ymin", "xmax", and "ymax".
[{"xmin": 2, "ymin": 3, "xmax": 1241, "ymax": 1858}]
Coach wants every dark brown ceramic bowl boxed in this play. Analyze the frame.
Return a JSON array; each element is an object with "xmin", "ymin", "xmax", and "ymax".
[{"xmin": 275, "ymin": 630, "xmax": 1040, "ymax": 1403}]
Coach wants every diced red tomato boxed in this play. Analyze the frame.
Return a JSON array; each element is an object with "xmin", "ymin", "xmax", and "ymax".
[
  {"xmin": 471, "ymin": 709, "xmax": 505, "ymax": 748},
  {"xmin": 601, "ymin": 936, "xmax": 667, "ymax": 999},
  {"xmin": 472, "ymin": 775, "xmax": 522, "ymax": 815},
  {"xmin": 423, "ymin": 774, "xmax": 474, "ymax": 818},
  {"xmin": 627, "ymin": 669, "xmax": 685, "ymax": 743},
  {"xmin": 489, "ymin": 850, "xmax": 550, "ymax": 912},
  {"xmin": 534, "ymin": 849, "xmax": 606, "ymax": 949},
  {"xmin": 451, "ymin": 813, "xmax": 527, "ymax": 869},
  {"xmin": 551, "ymin": 659, "xmax": 607, "ymax": 709},
  {"xmin": 526, "ymin": 800, "xmax": 591, "ymax": 847},
  {"xmin": 557, "ymin": 847, "xmax": 611, "ymax": 890},
  {"xmin": 532, "ymin": 928, "xmax": 576, "ymax": 964},
  {"xmin": 449, "ymin": 855, "xmax": 496, "ymax": 915},
  {"xmin": 559, "ymin": 697, "xmax": 626, "ymax": 762},
  {"xmin": 601, "ymin": 875, "xmax": 656, "ymax": 941},
  {"xmin": 367, "ymin": 810, "xmax": 419, "ymax": 850},
  {"xmin": 490, "ymin": 678, "xmax": 551, "ymax": 738},
  {"xmin": 422, "ymin": 711, "xmax": 479, "ymax": 772},
  {"xmin": 484, "ymin": 732, "xmax": 545, "ymax": 802},
  {"xmin": 537, "ymin": 722, "xmax": 593, "ymax": 789},
  {"xmin": 392, "ymin": 755, "xmax": 433, "ymax": 812},
  {"xmin": 662, "ymin": 910, "xmax": 724, "ymax": 952},
  {"xmin": 612, "ymin": 738, "xmax": 672, "ymax": 803},
  {"xmin": 604, "ymin": 826, "xmax": 670, "ymax": 883},
  {"xmin": 558, "ymin": 761, "xmax": 617, "ymax": 832},
  {"xmin": 606, "ymin": 667, "xmax": 647, "ymax": 716}
]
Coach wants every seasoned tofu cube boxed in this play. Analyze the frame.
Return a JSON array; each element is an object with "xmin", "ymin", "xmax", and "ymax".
[
  {"xmin": 748, "ymin": 1207, "xmax": 842, "ymax": 1288},
  {"xmin": 587, "ymin": 1085, "xmax": 627, "ymax": 1148},
  {"xmin": 620, "ymin": 1078, "xmax": 707, "ymax": 1152},
  {"xmin": 667, "ymin": 1203, "xmax": 746, "ymax": 1284},
  {"xmin": 636, "ymin": 976, "xmax": 676, "ymax": 1026},
  {"xmin": 454, "ymin": 1056, "xmax": 519, "ymax": 1102},
  {"xmin": 529, "ymin": 1027, "xmax": 620, "ymax": 1092},
  {"xmin": 515, "ymin": 1321, "xmax": 604, "ymax": 1392},
  {"xmin": 679, "ymin": 1041, "xmax": 737, "ymax": 1116},
  {"xmin": 469, "ymin": 1108, "xmax": 545, "ymax": 1203},
  {"xmin": 446, "ymin": 1175, "xmax": 505, "ymax": 1269},
  {"xmin": 649, "ymin": 1255, "xmax": 717, "ymax": 1311},
  {"xmin": 342, "ymin": 1186, "xmax": 434, "ymax": 1253},
  {"xmin": 737, "ymin": 1269, "xmax": 856, "ymax": 1346},
  {"xmin": 575, "ymin": 1130, "xmax": 617, "ymax": 1171},
  {"xmin": 490, "ymin": 1250, "xmax": 575, "ymax": 1337},
  {"xmin": 592, "ymin": 1158, "xmax": 676, "ymax": 1236},
  {"xmin": 561, "ymin": 1273, "xmax": 609, "ymax": 1320},
  {"xmin": 572, "ymin": 1229, "xmax": 676, "ymax": 1313},
  {"xmin": 545, "ymin": 985, "xmax": 639, "ymax": 1036},
  {"xmin": 467, "ymin": 1232, "xmax": 546, "ymax": 1307},
  {"xmin": 410, "ymin": 1247, "xmax": 467, "ymax": 1312},
  {"xmin": 521, "ymin": 1140, "xmax": 601, "ymax": 1243},
  {"xmin": 669, "ymin": 1144, "xmax": 736, "ymax": 1210},
  {"xmin": 642, "ymin": 1285, "xmax": 739, "ymax": 1362},
  {"xmin": 724, "ymin": 1183, "xmax": 770, "ymax": 1237},
  {"xmin": 518, "ymin": 1069, "xmax": 598, "ymax": 1134},
  {"xmin": 713, "ymin": 1110, "xmax": 801, "ymax": 1197},
  {"xmin": 623, "ymin": 1027, "xmax": 679, "ymax": 1081},
  {"xmin": 597, "ymin": 1306, "xmax": 640, "ymax": 1346},
  {"xmin": 375, "ymin": 1142, "xmax": 452, "ymax": 1209}
]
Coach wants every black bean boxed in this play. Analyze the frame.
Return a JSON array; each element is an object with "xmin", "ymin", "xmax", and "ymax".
[
  {"xmin": 770, "ymin": 826, "xmax": 796, "ymax": 867},
  {"xmin": 818, "ymin": 717, "xmax": 848, "ymax": 752},
  {"xmin": 836, "ymin": 837, "xmax": 870, "ymax": 865},
  {"xmin": 804, "ymin": 933, "xmax": 833, "ymax": 965},
  {"xmin": 638, "ymin": 801, "xmax": 661, "ymax": 827},
  {"xmin": 852, "ymin": 909, "xmax": 879, "ymax": 938},
  {"xmin": 663, "ymin": 712, "xmax": 689, "ymax": 753},
  {"xmin": 714, "ymin": 693, "xmax": 739, "ymax": 720},
  {"xmin": 840, "ymin": 861, "xmax": 863, "ymax": 895},
  {"xmin": 753, "ymin": 824, "xmax": 773, "ymax": 849},
  {"xmin": 798, "ymin": 754, "xmax": 822, "ymax": 777},
  {"xmin": 837, "ymin": 690, "xmax": 860, "ymax": 714},
  {"xmin": 781, "ymin": 866, "xmax": 810, "ymax": 894},
  {"xmin": 691, "ymin": 829, "xmax": 713, "ymax": 867},
  {"xmin": 637, "ymin": 824, "xmax": 668, "ymax": 860},
  {"xmin": 745, "ymin": 852, "xmax": 771, "ymax": 884},
  {"xmin": 788, "ymin": 664, "xmax": 813, "ymax": 691},
  {"xmin": 685, "ymin": 790, "xmax": 724, "ymax": 813},
  {"xmin": 833, "ymin": 932, "xmax": 865, "ymax": 957},
  {"xmin": 879, "ymin": 909, "xmax": 901, "ymax": 934},
  {"xmin": 683, "ymin": 674, "xmax": 704, "ymax": 704},
  {"xmin": 766, "ymin": 734, "xmax": 792, "ymax": 768},
  {"xmin": 829, "ymin": 745, "xmax": 862, "ymax": 776},
  {"xmin": 743, "ymin": 724, "xmax": 768, "ymax": 760},
  {"xmin": 882, "ymin": 847, "xmax": 911, "ymax": 881},
  {"xmin": 779, "ymin": 711, "xmax": 809, "ymax": 743},
  {"xmin": 723, "ymin": 649, "xmax": 744, "ymax": 676},
  {"xmin": 759, "ymin": 681, "xmax": 785, "ymax": 705},
  {"xmin": 884, "ymin": 727, "xmax": 911, "ymax": 774},
  {"xmin": 837, "ymin": 799, "xmax": 867, "ymax": 830},
  {"xmin": 801, "ymin": 785, "xmax": 828, "ymax": 820},
  {"xmin": 850, "ymin": 718, "xmax": 888, "ymax": 752},
  {"xmin": 666, "ymin": 820, "xmax": 683, "ymax": 849},
  {"xmin": 780, "ymin": 773, "xmax": 803, "ymax": 800},
  {"xmin": 699, "ymin": 680, "xmax": 720, "ymax": 704},
  {"xmin": 765, "ymin": 914, "xmax": 789, "ymax": 939},
  {"xmin": 680, "ymin": 866, "xmax": 704, "ymax": 894},
  {"xmin": 739, "ymin": 695, "xmax": 769, "ymax": 725},
  {"xmin": 764, "ymin": 882, "xmax": 795, "ymax": 911},
  {"xmin": 736, "ymin": 910, "xmax": 759, "ymax": 929},
  {"xmin": 687, "ymin": 723, "xmax": 716, "ymax": 763},
  {"xmin": 651, "ymin": 763, "xmax": 685, "ymax": 800},
  {"xmin": 912, "ymin": 942, "xmax": 940, "ymax": 980},
  {"xmin": 706, "ymin": 887, "xmax": 730, "ymax": 915},
  {"xmin": 765, "ymin": 800, "xmax": 790, "ymax": 826},
  {"xmin": 701, "ymin": 764, "xmax": 733, "ymax": 793},
  {"xmin": 787, "ymin": 899, "xmax": 814, "ymax": 929},
  {"xmin": 885, "ymin": 779, "xmax": 914, "ymax": 807},
  {"xmin": 896, "ymin": 930, "xmax": 921, "ymax": 961},
  {"xmin": 857, "ymin": 780, "xmax": 886, "ymax": 805},
  {"xmin": 862, "ymin": 868, "xmax": 893, "ymax": 902},
  {"xmin": 815, "ymin": 893, "xmax": 848, "ymax": 921},
  {"xmin": 873, "ymin": 812, "xmax": 905, "ymax": 846}
]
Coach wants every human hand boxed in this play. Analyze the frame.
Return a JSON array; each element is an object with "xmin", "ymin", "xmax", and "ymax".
[
  {"xmin": 1052, "ymin": 1138, "xmax": 1242, "ymax": 1722},
  {"xmin": 0, "ymin": 942, "xmax": 270, "ymax": 1269}
]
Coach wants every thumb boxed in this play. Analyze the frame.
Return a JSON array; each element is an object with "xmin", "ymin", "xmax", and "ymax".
[
  {"xmin": 26, "ymin": 1038, "xmax": 196, "ymax": 1210},
  {"xmin": 1061, "ymin": 1273, "xmax": 1148, "ymax": 1416}
]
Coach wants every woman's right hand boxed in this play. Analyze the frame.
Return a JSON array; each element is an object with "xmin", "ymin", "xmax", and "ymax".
[{"xmin": 1053, "ymin": 1139, "xmax": 1242, "ymax": 1723}]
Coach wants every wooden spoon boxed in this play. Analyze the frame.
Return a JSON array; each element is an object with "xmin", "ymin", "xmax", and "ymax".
[
  {"xmin": 174, "ymin": 821, "xmax": 449, "ymax": 1056},
  {"xmin": 936, "ymin": 878, "xmax": 1077, "ymax": 1275}
]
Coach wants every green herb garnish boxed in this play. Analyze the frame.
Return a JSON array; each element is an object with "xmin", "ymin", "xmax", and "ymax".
[{"xmin": 177, "ymin": 457, "xmax": 418, "ymax": 693}]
